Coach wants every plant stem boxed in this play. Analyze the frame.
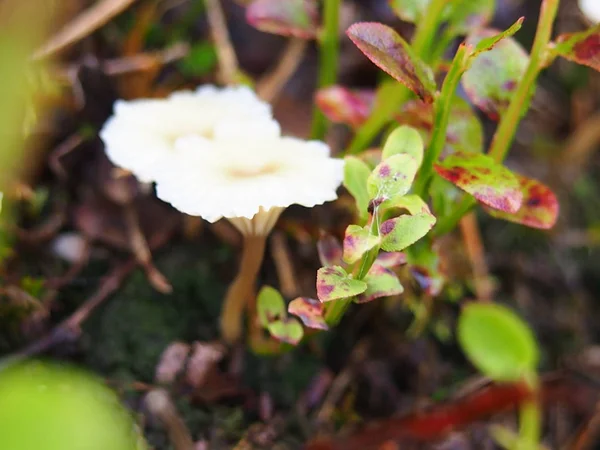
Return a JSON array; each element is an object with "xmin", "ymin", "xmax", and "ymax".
[
  {"xmin": 220, "ymin": 234, "xmax": 267, "ymax": 343},
  {"xmin": 311, "ymin": 0, "xmax": 340, "ymax": 140},
  {"xmin": 345, "ymin": 0, "xmax": 448, "ymax": 154},
  {"xmin": 487, "ymin": 0, "xmax": 559, "ymax": 163},
  {"xmin": 414, "ymin": 44, "xmax": 468, "ymax": 197},
  {"xmin": 519, "ymin": 374, "xmax": 541, "ymax": 449},
  {"xmin": 434, "ymin": 0, "xmax": 560, "ymax": 236}
]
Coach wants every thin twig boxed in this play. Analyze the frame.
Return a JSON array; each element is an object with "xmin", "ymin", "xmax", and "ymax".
[
  {"xmin": 204, "ymin": 0, "xmax": 239, "ymax": 85},
  {"xmin": 34, "ymin": 0, "xmax": 139, "ymax": 59},
  {"xmin": 257, "ymin": 38, "xmax": 307, "ymax": 103},
  {"xmin": 459, "ymin": 212, "xmax": 493, "ymax": 301},
  {"xmin": 145, "ymin": 389, "xmax": 195, "ymax": 450},
  {"xmin": 270, "ymin": 231, "xmax": 300, "ymax": 298}
]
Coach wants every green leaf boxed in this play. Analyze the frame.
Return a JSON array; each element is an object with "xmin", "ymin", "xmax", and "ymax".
[
  {"xmin": 178, "ymin": 42, "xmax": 217, "ymax": 76},
  {"xmin": 257, "ymin": 286, "xmax": 286, "ymax": 327},
  {"xmin": 346, "ymin": 22, "xmax": 437, "ymax": 103},
  {"xmin": 288, "ymin": 297, "xmax": 328, "ymax": 330},
  {"xmin": 434, "ymin": 151, "xmax": 523, "ymax": 213},
  {"xmin": 246, "ymin": 0, "xmax": 319, "ymax": 39},
  {"xmin": 483, "ymin": 174, "xmax": 559, "ymax": 230},
  {"xmin": 458, "ymin": 303, "xmax": 539, "ymax": 382},
  {"xmin": 267, "ymin": 318, "xmax": 304, "ymax": 345},
  {"xmin": 342, "ymin": 225, "xmax": 380, "ymax": 264},
  {"xmin": 462, "ymin": 27, "xmax": 529, "ymax": 120},
  {"xmin": 315, "ymin": 86, "xmax": 375, "ymax": 129},
  {"xmin": 396, "ymin": 97, "xmax": 484, "ymax": 155},
  {"xmin": 356, "ymin": 263, "xmax": 404, "ymax": 303},
  {"xmin": 382, "ymin": 125, "xmax": 424, "ymax": 168},
  {"xmin": 382, "ymin": 194, "xmax": 432, "ymax": 215},
  {"xmin": 344, "ymin": 156, "xmax": 372, "ymax": 222},
  {"xmin": 552, "ymin": 24, "xmax": 600, "ymax": 72},
  {"xmin": 388, "ymin": 0, "xmax": 495, "ymax": 35},
  {"xmin": 367, "ymin": 154, "xmax": 418, "ymax": 201},
  {"xmin": 471, "ymin": 18, "xmax": 524, "ymax": 56},
  {"xmin": 375, "ymin": 251, "xmax": 407, "ymax": 268},
  {"xmin": 316, "ymin": 265, "xmax": 367, "ymax": 302},
  {"xmin": 380, "ymin": 213, "xmax": 436, "ymax": 252},
  {"xmin": 446, "ymin": 0, "xmax": 496, "ymax": 35}
]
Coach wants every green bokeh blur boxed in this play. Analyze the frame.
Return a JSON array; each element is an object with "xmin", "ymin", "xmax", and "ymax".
[{"xmin": 0, "ymin": 361, "xmax": 142, "ymax": 450}]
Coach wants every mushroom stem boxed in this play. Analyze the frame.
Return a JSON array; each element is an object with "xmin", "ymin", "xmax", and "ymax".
[{"xmin": 220, "ymin": 234, "xmax": 267, "ymax": 343}]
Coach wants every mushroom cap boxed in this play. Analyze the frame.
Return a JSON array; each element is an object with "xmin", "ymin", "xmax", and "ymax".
[
  {"xmin": 99, "ymin": 85, "xmax": 278, "ymax": 183},
  {"xmin": 154, "ymin": 133, "xmax": 345, "ymax": 228},
  {"xmin": 580, "ymin": 0, "xmax": 600, "ymax": 23}
]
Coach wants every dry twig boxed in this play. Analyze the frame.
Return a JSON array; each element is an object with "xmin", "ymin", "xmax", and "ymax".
[
  {"xmin": 34, "ymin": 0, "xmax": 139, "ymax": 59},
  {"xmin": 205, "ymin": 0, "xmax": 239, "ymax": 85},
  {"xmin": 257, "ymin": 38, "xmax": 308, "ymax": 103},
  {"xmin": 459, "ymin": 212, "xmax": 493, "ymax": 301}
]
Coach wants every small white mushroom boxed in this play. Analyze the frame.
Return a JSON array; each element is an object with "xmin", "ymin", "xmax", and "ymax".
[{"xmin": 579, "ymin": 0, "xmax": 600, "ymax": 23}]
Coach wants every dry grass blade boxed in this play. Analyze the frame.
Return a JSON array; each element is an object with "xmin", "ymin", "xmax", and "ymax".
[
  {"xmin": 34, "ymin": 0, "xmax": 139, "ymax": 59},
  {"xmin": 257, "ymin": 38, "xmax": 307, "ymax": 102},
  {"xmin": 205, "ymin": 0, "xmax": 239, "ymax": 85}
]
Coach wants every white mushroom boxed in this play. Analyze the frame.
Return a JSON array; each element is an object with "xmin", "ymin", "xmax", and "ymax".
[{"xmin": 579, "ymin": 0, "xmax": 600, "ymax": 23}]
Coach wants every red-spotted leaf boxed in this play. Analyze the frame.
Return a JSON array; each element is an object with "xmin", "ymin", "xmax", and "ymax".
[
  {"xmin": 382, "ymin": 125, "xmax": 424, "ymax": 168},
  {"xmin": 347, "ymin": 22, "xmax": 436, "ymax": 103},
  {"xmin": 344, "ymin": 156, "xmax": 372, "ymax": 222},
  {"xmin": 356, "ymin": 264, "xmax": 404, "ymax": 303},
  {"xmin": 288, "ymin": 297, "xmax": 328, "ymax": 330},
  {"xmin": 434, "ymin": 152, "xmax": 523, "ymax": 213},
  {"xmin": 317, "ymin": 233, "xmax": 343, "ymax": 268},
  {"xmin": 483, "ymin": 174, "xmax": 559, "ymax": 229},
  {"xmin": 382, "ymin": 194, "xmax": 432, "ymax": 215},
  {"xmin": 257, "ymin": 286, "xmax": 286, "ymax": 327},
  {"xmin": 380, "ymin": 213, "xmax": 436, "ymax": 252},
  {"xmin": 553, "ymin": 25, "xmax": 600, "ymax": 72},
  {"xmin": 316, "ymin": 265, "xmax": 367, "ymax": 302},
  {"xmin": 462, "ymin": 28, "xmax": 529, "ymax": 120},
  {"xmin": 342, "ymin": 225, "xmax": 380, "ymax": 264},
  {"xmin": 246, "ymin": 0, "xmax": 319, "ymax": 39},
  {"xmin": 267, "ymin": 318, "xmax": 304, "ymax": 345},
  {"xmin": 375, "ymin": 251, "xmax": 407, "ymax": 268},
  {"xmin": 367, "ymin": 154, "xmax": 418, "ymax": 201},
  {"xmin": 315, "ymin": 86, "xmax": 375, "ymax": 128}
]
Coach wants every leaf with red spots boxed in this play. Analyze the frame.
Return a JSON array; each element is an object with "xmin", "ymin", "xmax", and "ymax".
[
  {"xmin": 396, "ymin": 97, "xmax": 484, "ymax": 155},
  {"xmin": 375, "ymin": 251, "xmax": 407, "ymax": 268},
  {"xmin": 356, "ymin": 264, "xmax": 404, "ymax": 303},
  {"xmin": 462, "ymin": 28, "xmax": 529, "ymax": 120},
  {"xmin": 315, "ymin": 86, "xmax": 375, "ymax": 128},
  {"xmin": 380, "ymin": 213, "xmax": 436, "ymax": 252},
  {"xmin": 483, "ymin": 174, "xmax": 559, "ymax": 229},
  {"xmin": 382, "ymin": 125, "xmax": 424, "ymax": 168},
  {"xmin": 346, "ymin": 22, "xmax": 436, "ymax": 103},
  {"xmin": 553, "ymin": 25, "xmax": 600, "ymax": 72},
  {"xmin": 288, "ymin": 297, "xmax": 328, "ymax": 330},
  {"xmin": 257, "ymin": 286, "xmax": 286, "ymax": 327},
  {"xmin": 246, "ymin": 0, "xmax": 319, "ymax": 39},
  {"xmin": 317, "ymin": 233, "xmax": 343, "ymax": 268},
  {"xmin": 434, "ymin": 152, "xmax": 523, "ymax": 213},
  {"xmin": 367, "ymin": 154, "xmax": 418, "ymax": 201},
  {"xmin": 342, "ymin": 225, "xmax": 380, "ymax": 264},
  {"xmin": 316, "ymin": 265, "xmax": 367, "ymax": 302},
  {"xmin": 267, "ymin": 318, "xmax": 304, "ymax": 345},
  {"xmin": 344, "ymin": 156, "xmax": 372, "ymax": 222}
]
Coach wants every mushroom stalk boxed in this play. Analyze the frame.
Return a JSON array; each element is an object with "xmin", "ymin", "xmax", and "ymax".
[{"xmin": 220, "ymin": 234, "xmax": 267, "ymax": 343}]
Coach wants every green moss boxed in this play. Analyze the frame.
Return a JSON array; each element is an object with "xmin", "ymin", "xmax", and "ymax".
[{"xmin": 83, "ymin": 244, "xmax": 227, "ymax": 382}]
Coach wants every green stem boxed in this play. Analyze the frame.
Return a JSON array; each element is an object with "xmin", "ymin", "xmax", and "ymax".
[
  {"xmin": 487, "ymin": 0, "xmax": 559, "ymax": 163},
  {"xmin": 434, "ymin": 0, "xmax": 560, "ymax": 236},
  {"xmin": 414, "ymin": 45, "xmax": 468, "ymax": 197},
  {"xmin": 311, "ymin": 0, "xmax": 340, "ymax": 140},
  {"xmin": 519, "ymin": 374, "xmax": 541, "ymax": 449},
  {"xmin": 345, "ymin": 0, "xmax": 448, "ymax": 154}
]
